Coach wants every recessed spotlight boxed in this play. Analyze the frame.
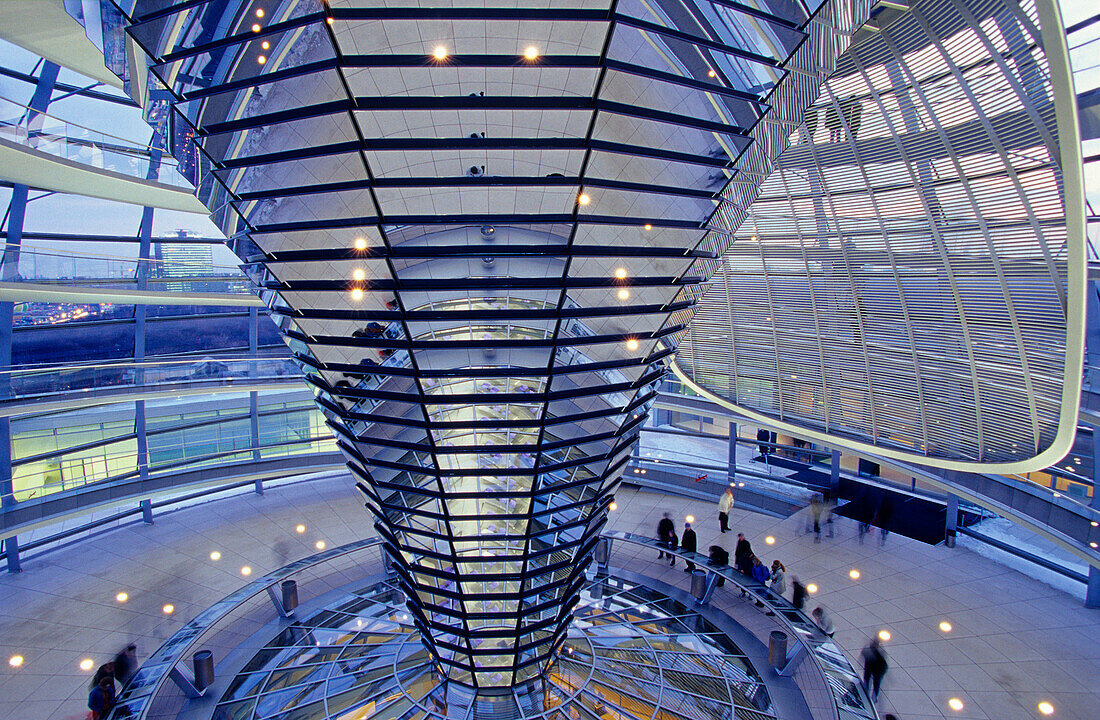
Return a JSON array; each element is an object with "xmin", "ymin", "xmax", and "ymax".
[
  {"xmin": 162, "ymin": 604, "xmax": 175, "ymax": 615},
  {"xmin": 8, "ymin": 655, "xmax": 23, "ymax": 667},
  {"xmin": 326, "ymin": 16, "xmax": 334, "ymax": 25},
  {"xmin": 115, "ymin": 592, "xmax": 128, "ymax": 603},
  {"xmin": 257, "ymin": 55, "xmax": 267, "ymax": 64},
  {"xmin": 738, "ymin": 482, "xmax": 745, "ymax": 487},
  {"xmin": 939, "ymin": 621, "xmax": 953, "ymax": 632},
  {"xmin": 849, "ymin": 569, "xmax": 860, "ymax": 580},
  {"xmin": 352, "ymin": 268, "xmax": 365, "ymax": 281},
  {"xmin": 877, "ymin": 629, "xmax": 891, "ymax": 641},
  {"xmin": 806, "ymin": 583, "xmax": 818, "ymax": 594},
  {"xmin": 353, "ymin": 237, "xmax": 367, "ymax": 250},
  {"xmin": 578, "ymin": 193, "xmax": 591, "ymax": 206},
  {"xmin": 1090, "ymin": 542, "xmax": 1097, "ymax": 549},
  {"xmin": 252, "ymin": 23, "xmax": 261, "ymax": 32},
  {"xmin": 256, "ymin": 8, "xmax": 265, "ymax": 18},
  {"xmin": 350, "ymin": 288, "xmax": 364, "ymax": 301},
  {"xmin": 296, "ymin": 524, "xmax": 306, "ymax": 533},
  {"xmin": 686, "ymin": 515, "xmax": 695, "ymax": 523},
  {"xmin": 948, "ymin": 698, "xmax": 964, "ymax": 711},
  {"xmin": 79, "ymin": 659, "xmax": 94, "ymax": 671},
  {"xmin": 1037, "ymin": 701, "xmax": 1054, "ymax": 715},
  {"xmin": 524, "ymin": 46, "xmax": 539, "ymax": 60},
  {"xmin": 1093, "ymin": 521, "xmax": 1098, "ymax": 527},
  {"xmin": 315, "ymin": 540, "xmax": 326, "ymax": 550},
  {"xmin": 609, "ymin": 502, "xmax": 618, "ymax": 511},
  {"xmin": 241, "ymin": 566, "xmax": 252, "ymax": 576},
  {"xmin": 209, "ymin": 551, "xmax": 221, "ymax": 561},
  {"xmin": 626, "ymin": 338, "xmax": 639, "ymax": 351},
  {"xmin": 614, "ymin": 268, "xmax": 627, "ymax": 279},
  {"xmin": 765, "ymin": 536, "xmax": 775, "ymax": 545},
  {"xmin": 433, "ymin": 46, "xmax": 448, "ymax": 60},
  {"xmin": 617, "ymin": 289, "xmax": 630, "ymax": 300},
  {"xmin": 707, "ymin": 69, "xmax": 716, "ymax": 77},
  {"xmin": 644, "ymin": 223, "xmax": 652, "ymax": 230}
]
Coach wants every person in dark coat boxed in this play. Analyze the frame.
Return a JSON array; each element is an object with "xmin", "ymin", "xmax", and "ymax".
[
  {"xmin": 791, "ymin": 577, "xmax": 808, "ymax": 610},
  {"xmin": 680, "ymin": 522, "xmax": 697, "ymax": 572},
  {"xmin": 734, "ymin": 533, "xmax": 753, "ymax": 575},
  {"xmin": 656, "ymin": 512, "xmax": 677, "ymax": 566},
  {"xmin": 88, "ymin": 676, "xmax": 116, "ymax": 720},
  {"xmin": 861, "ymin": 637, "xmax": 889, "ymax": 701},
  {"xmin": 113, "ymin": 644, "xmax": 137, "ymax": 686},
  {"xmin": 756, "ymin": 428, "xmax": 771, "ymax": 456},
  {"xmin": 91, "ymin": 662, "xmax": 115, "ymax": 690},
  {"xmin": 707, "ymin": 545, "xmax": 729, "ymax": 586}
]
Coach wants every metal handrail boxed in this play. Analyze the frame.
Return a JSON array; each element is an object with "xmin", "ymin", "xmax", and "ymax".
[
  {"xmin": 604, "ymin": 531, "xmax": 879, "ymax": 720},
  {"xmin": 105, "ymin": 538, "xmax": 382, "ymax": 720}
]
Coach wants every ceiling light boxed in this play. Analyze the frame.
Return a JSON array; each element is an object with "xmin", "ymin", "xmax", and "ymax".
[
  {"xmin": 162, "ymin": 604, "xmax": 175, "ymax": 615},
  {"xmin": 626, "ymin": 339, "xmax": 639, "ymax": 351},
  {"xmin": 8, "ymin": 655, "xmax": 23, "ymax": 668},
  {"xmin": 877, "ymin": 629, "xmax": 891, "ymax": 641},
  {"xmin": 849, "ymin": 569, "xmax": 860, "ymax": 580},
  {"xmin": 614, "ymin": 268, "xmax": 627, "ymax": 279},
  {"xmin": 1090, "ymin": 542, "xmax": 1097, "ymax": 549},
  {"xmin": 685, "ymin": 515, "xmax": 695, "ymax": 523},
  {"xmin": 261, "ymin": 41, "xmax": 270, "ymax": 50},
  {"xmin": 707, "ymin": 69, "xmax": 716, "ymax": 77},
  {"xmin": 738, "ymin": 482, "xmax": 745, "ymax": 487},
  {"xmin": 350, "ymin": 288, "xmax": 364, "ymax": 301},
  {"xmin": 257, "ymin": 55, "xmax": 267, "ymax": 64},
  {"xmin": 354, "ymin": 237, "xmax": 367, "ymax": 250},
  {"xmin": 764, "ymin": 536, "xmax": 775, "ymax": 545},
  {"xmin": 296, "ymin": 524, "xmax": 306, "ymax": 533},
  {"xmin": 326, "ymin": 16, "xmax": 334, "ymax": 25},
  {"xmin": 209, "ymin": 551, "xmax": 221, "ymax": 561},
  {"xmin": 578, "ymin": 193, "xmax": 591, "ymax": 205},
  {"xmin": 1037, "ymin": 701, "xmax": 1054, "ymax": 715},
  {"xmin": 256, "ymin": 9, "xmax": 265, "ymax": 18},
  {"xmin": 644, "ymin": 223, "xmax": 652, "ymax": 230},
  {"xmin": 609, "ymin": 502, "xmax": 617, "ymax": 511},
  {"xmin": 252, "ymin": 23, "xmax": 261, "ymax": 32},
  {"xmin": 79, "ymin": 659, "xmax": 94, "ymax": 671},
  {"xmin": 524, "ymin": 46, "xmax": 539, "ymax": 60},
  {"xmin": 316, "ymin": 540, "xmax": 326, "ymax": 550},
  {"xmin": 806, "ymin": 583, "xmax": 818, "ymax": 594},
  {"xmin": 617, "ymin": 289, "xmax": 630, "ymax": 300},
  {"xmin": 948, "ymin": 698, "xmax": 964, "ymax": 711},
  {"xmin": 939, "ymin": 621, "xmax": 953, "ymax": 632},
  {"xmin": 241, "ymin": 566, "xmax": 252, "ymax": 576},
  {"xmin": 1092, "ymin": 521, "xmax": 1098, "ymax": 527},
  {"xmin": 352, "ymin": 268, "xmax": 365, "ymax": 281},
  {"xmin": 115, "ymin": 592, "xmax": 128, "ymax": 603},
  {"xmin": 433, "ymin": 46, "xmax": 448, "ymax": 60}
]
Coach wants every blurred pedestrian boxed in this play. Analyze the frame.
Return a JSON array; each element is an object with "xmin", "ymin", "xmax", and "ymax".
[
  {"xmin": 718, "ymin": 487, "xmax": 734, "ymax": 533},
  {"xmin": 770, "ymin": 561, "xmax": 787, "ymax": 596},
  {"xmin": 113, "ymin": 644, "xmax": 137, "ymax": 686},
  {"xmin": 657, "ymin": 512, "xmax": 677, "ymax": 567},
  {"xmin": 91, "ymin": 661, "xmax": 115, "ymax": 690},
  {"xmin": 791, "ymin": 577, "xmax": 807, "ymax": 610},
  {"xmin": 88, "ymin": 676, "xmax": 116, "ymax": 720},
  {"xmin": 681, "ymin": 522, "xmax": 697, "ymax": 572},
  {"xmin": 812, "ymin": 606, "xmax": 836, "ymax": 637},
  {"xmin": 861, "ymin": 637, "xmax": 889, "ymax": 701},
  {"xmin": 877, "ymin": 494, "xmax": 895, "ymax": 546},
  {"xmin": 807, "ymin": 492, "xmax": 824, "ymax": 543}
]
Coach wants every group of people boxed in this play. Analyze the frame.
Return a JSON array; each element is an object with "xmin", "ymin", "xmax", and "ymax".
[
  {"xmin": 87, "ymin": 645, "xmax": 137, "ymax": 719},
  {"xmin": 657, "ymin": 486, "xmax": 892, "ymax": 709}
]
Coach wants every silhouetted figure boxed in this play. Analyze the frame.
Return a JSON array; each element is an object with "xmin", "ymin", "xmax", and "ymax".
[
  {"xmin": 657, "ymin": 512, "xmax": 677, "ymax": 566},
  {"xmin": 825, "ymin": 101, "xmax": 842, "ymax": 142},
  {"xmin": 844, "ymin": 95, "xmax": 862, "ymax": 140},
  {"xmin": 791, "ymin": 577, "xmax": 807, "ymax": 610},
  {"xmin": 805, "ymin": 107, "xmax": 818, "ymax": 142},
  {"xmin": 861, "ymin": 637, "xmax": 889, "ymax": 701},
  {"xmin": 756, "ymin": 428, "xmax": 771, "ymax": 456},
  {"xmin": 681, "ymin": 522, "xmax": 697, "ymax": 572},
  {"xmin": 113, "ymin": 644, "xmax": 137, "ymax": 686},
  {"xmin": 707, "ymin": 545, "xmax": 729, "ymax": 586},
  {"xmin": 877, "ymin": 494, "xmax": 895, "ymax": 546},
  {"xmin": 734, "ymin": 533, "xmax": 753, "ymax": 576}
]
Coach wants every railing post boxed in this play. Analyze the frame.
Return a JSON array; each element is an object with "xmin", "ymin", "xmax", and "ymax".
[
  {"xmin": 944, "ymin": 493, "xmax": 958, "ymax": 547},
  {"xmin": 4, "ymin": 536, "xmax": 21, "ymax": 574},
  {"xmin": 140, "ymin": 499, "xmax": 153, "ymax": 524}
]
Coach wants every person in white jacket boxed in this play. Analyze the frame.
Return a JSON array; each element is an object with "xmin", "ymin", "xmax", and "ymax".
[{"xmin": 718, "ymin": 487, "xmax": 734, "ymax": 533}]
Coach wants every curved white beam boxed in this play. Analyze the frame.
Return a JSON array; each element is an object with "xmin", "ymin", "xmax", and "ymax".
[
  {"xmin": 0, "ymin": 281, "xmax": 262, "ymax": 307},
  {"xmin": 0, "ymin": 0, "xmax": 122, "ymax": 88}
]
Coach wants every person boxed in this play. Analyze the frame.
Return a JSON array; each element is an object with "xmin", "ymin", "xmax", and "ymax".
[
  {"xmin": 804, "ymin": 107, "xmax": 818, "ymax": 143},
  {"xmin": 861, "ymin": 637, "xmax": 889, "ymax": 701},
  {"xmin": 680, "ymin": 522, "xmax": 697, "ymax": 572},
  {"xmin": 734, "ymin": 533, "xmax": 753, "ymax": 576},
  {"xmin": 791, "ymin": 577, "xmax": 807, "ymax": 610},
  {"xmin": 91, "ymin": 661, "xmax": 115, "ymax": 690},
  {"xmin": 770, "ymin": 560, "xmax": 787, "ymax": 596},
  {"xmin": 750, "ymin": 556, "xmax": 770, "ymax": 584},
  {"xmin": 656, "ymin": 512, "xmax": 677, "ymax": 567},
  {"xmin": 756, "ymin": 427, "xmax": 771, "ymax": 456},
  {"xmin": 825, "ymin": 101, "xmax": 842, "ymax": 142},
  {"xmin": 812, "ymin": 606, "xmax": 836, "ymax": 637},
  {"xmin": 88, "ymin": 676, "xmax": 115, "ymax": 720},
  {"xmin": 113, "ymin": 644, "xmax": 137, "ymax": 686},
  {"xmin": 807, "ymin": 492, "xmax": 825, "ymax": 543},
  {"xmin": 844, "ymin": 95, "xmax": 862, "ymax": 140},
  {"xmin": 718, "ymin": 488, "xmax": 734, "ymax": 533},
  {"xmin": 822, "ymin": 489, "xmax": 836, "ymax": 538},
  {"xmin": 707, "ymin": 545, "xmax": 729, "ymax": 586},
  {"xmin": 877, "ymin": 494, "xmax": 895, "ymax": 546}
]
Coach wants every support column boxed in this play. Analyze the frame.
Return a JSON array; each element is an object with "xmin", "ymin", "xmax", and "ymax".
[
  {"xmin": 829, "ymin": 449, "xmax": 840, "ymax": 492},
  {"xmin": 727, "ymin": 423, "xmax": 737, "ymax": 482},
  {"xmin": 4, "ymin": 536, "xmax": 20, "ymax": 573},
  {"xmin": 945, "ymin": 493, "xmax": 958, "ymax": 548},
  {"xmin": 1087, "ymin": 423, "xmax": 1100, "ymax": 607}
]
